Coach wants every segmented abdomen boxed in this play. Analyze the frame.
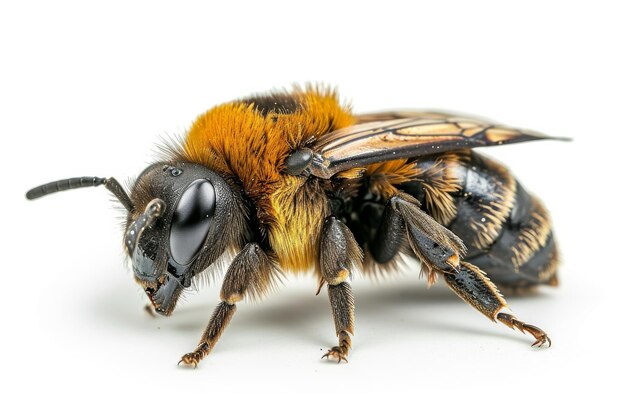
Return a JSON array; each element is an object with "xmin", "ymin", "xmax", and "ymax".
[{"xmin": 398, "ymin": 150, "xmax": 559, "ymax": 288}]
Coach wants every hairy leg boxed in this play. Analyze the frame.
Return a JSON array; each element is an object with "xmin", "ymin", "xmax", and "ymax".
[
  {"xmin": 374, "ymin": 193, "xmax": 551, "ymax": 347},
  {"xmin": 323, "ymin": 282, "xmax": 355, "ymax": 363},
  {"xmin": 178, "ymin": 243, "xmax": 275, "ymax": 367},
  {"xmin": 319, "ymin": 216, "xmax": 362, "ymax": 363}
]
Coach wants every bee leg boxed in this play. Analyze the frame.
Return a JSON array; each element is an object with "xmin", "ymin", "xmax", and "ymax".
[
  {"xmin": 319, "ymin": 216, "xmax": 363, "ymax": 363},
  {"xmin": 370, "ymin": 195, "xmax": 406, "ymax": 264},
  {"xmin": 375, "ymin": 193, "xmax": 550, "ymax": 347},
  {"xmin": 444, "ymin": 262, "xmax": 551, "ymax": 348},
  {"xmin": 373, "ymin": 193, "xmax": 466, "ymax": 284},
  {"xmin": 178, "ymin": 302, "xmax": 236, "ymax": 368},
  {"xmin": 178, "ymin": 243, "xmax": 273, "ymax": 368},
  {"xmin": 322, "ymin": 282, "xmax": 355, "ymax": 363}
]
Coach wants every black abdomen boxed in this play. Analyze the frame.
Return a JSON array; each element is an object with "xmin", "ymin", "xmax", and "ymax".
[{"xmin": 397, "ymin": 151, "xmax": 558, "ymax": 288}]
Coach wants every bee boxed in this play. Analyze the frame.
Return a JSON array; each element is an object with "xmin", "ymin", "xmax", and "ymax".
[{"xmin": 27, "ymin": 86, "xmax": 561, "ymax": 367}]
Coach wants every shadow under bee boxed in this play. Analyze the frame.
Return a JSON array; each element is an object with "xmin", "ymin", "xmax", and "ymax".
[{"xmin": 88, "ymin": 271, "xmax": 553, "ymax": 351}]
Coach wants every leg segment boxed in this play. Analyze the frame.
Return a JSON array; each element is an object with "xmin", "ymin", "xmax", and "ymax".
[
  {"xmin": 372, "ymin": 193, "xmax": 551, "ymax": 348},
  {"xmin": 323, "ymin": 282, "xmax": 355, "ymax": 363},
  {"xmin": 178, "ymin": 243, "xmax": 274, "ymax": 367},
  {"xmin": 372, "ymin": 192, "xmax": 466, "ymax": 283},
  {"xmin": 443, "ymin": 262, "xmax": 551, "ymax": 347},
  {"xmin": 370, "ymin": 199, "xmax": 406, "ymax": 264},
  {"xmin": 179, "ymin": 302, "xmax": 236, "ymax": 368},
  {"xmin": 497, "ymin": 313, "xmax": 551, "ymax": 347},
  {"xmin": 319, "ymin": 216, "xmax": 362, "ymax": 363},
  {"xmin": 444, "ymin": 262, "xmax": 506, "ymax": 318}
]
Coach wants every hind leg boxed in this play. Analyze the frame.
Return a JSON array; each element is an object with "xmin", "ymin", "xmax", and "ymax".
[
  {"xmin": 444, "ymin": 262, "xmax": 551, "ymax": 347},
  {"xmin": 373, "ymin": 193, "xmax": 551, "ymax": 347}
]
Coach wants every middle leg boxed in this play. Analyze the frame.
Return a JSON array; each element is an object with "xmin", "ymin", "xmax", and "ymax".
[{"xmin": 319, "ymin": 216, "xmax": 363, "ymax": 363}]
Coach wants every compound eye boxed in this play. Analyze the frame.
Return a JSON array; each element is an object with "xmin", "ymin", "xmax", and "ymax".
[{"xmin": 169, "ymin": 179, "xmax": 216, "ymax": 265}]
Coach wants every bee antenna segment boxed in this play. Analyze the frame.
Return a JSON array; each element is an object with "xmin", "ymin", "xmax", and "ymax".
[{"xmin": 25, "ymin": 176, "xmax": 135, "ymax": 212}]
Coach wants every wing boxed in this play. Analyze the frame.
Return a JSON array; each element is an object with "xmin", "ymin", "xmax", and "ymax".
[
  {"xmin": 308, "ymin": 114, "xmax": 564, "ymax": 179},
  {"xmin": 354, "ymin": 110, "xmax": 457, "ymax": 124}
]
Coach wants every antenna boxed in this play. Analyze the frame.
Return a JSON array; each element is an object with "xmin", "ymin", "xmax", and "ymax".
[{"xmin": 26, "ymin": 176, "xmax": 135, "ymax": 212}]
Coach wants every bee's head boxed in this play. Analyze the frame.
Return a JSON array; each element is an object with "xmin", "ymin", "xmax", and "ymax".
[
  {"xmin": 126, "ymin": 162, "xmax": 244, "ymax": 316},
  {"xmin": 26, "ymin": 162, "xmax": 246, "ymax": 316}
]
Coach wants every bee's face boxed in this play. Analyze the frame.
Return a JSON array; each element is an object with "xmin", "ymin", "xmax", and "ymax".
[{"xmin": 125, "ymin": 162, "xmax": 241, "ymax": 316}]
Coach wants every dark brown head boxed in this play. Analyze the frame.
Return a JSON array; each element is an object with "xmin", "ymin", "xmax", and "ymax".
[{"xmin": 126, "ymin": 162, "xmax": 246, "ymax": 315}]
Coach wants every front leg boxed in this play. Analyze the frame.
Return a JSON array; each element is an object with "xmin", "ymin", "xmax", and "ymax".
[
  {"xmin": 178, "ymin": 243, "xmax": 274, "ymax": 368},
  {"xmin": 319, "ymin": 216, "xmax": 363, "ymax": 363}
]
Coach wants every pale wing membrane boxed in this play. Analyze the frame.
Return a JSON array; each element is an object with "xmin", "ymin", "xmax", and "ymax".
[{"xmin": 310, "ymin": 116, "xmax": 559, "ymax": 179}]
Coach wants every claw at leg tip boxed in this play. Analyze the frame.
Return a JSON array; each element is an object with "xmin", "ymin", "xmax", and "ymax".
[{"xmin": 321, "ymin": 347, "xmax": 349, "ymax": 363}]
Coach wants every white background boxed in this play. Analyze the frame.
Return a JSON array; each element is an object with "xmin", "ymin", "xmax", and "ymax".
[{"xmin": 1, "ymin": 1, "xmax": 624, "ymax": 415}]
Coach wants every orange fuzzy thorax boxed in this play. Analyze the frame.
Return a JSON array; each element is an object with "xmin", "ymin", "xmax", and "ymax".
[{"xmin": 182, "ymin": 88, "xmax": 355, "ymax": 271}]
